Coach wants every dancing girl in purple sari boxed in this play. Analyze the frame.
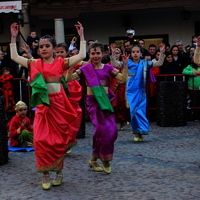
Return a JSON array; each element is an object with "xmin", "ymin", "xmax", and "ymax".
[{"xmin": 67, "ymin": 42, "xmax": 129, "ymax": 173}]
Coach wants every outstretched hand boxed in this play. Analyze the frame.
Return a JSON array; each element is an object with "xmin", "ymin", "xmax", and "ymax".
[
  {"xmin": 110, "ymin": 44, "xmax": 116, "ymax": 53},
  {"xmin": 121, "ymin": 51, "xmax": 130, "ymax": 70},
  {"xmin": 71, "ymin": 37, "xmax": 77, "ymax": 45},
  {"xmin": 159, "ymin": 43, "xmax": 165, "ymax": 53},
  {"xmin": 21, "ymin": 43, "xmax": 30, "ymax": 54},
  {"xmin": 74, "ymin": 21, "xmax": 84, "ymax": 40},
  {"xmin": 10, "ymin": 23, "xmax": 19, "ymax": 37}
]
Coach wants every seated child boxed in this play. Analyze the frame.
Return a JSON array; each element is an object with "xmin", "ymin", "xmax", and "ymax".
[{"xmin": 8, "ymin": 101, "xmax": 33, "ymax": 147}]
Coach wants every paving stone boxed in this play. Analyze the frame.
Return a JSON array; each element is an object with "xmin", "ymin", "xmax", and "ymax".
[{"xmin": 0, "ymin": 121, "xmax": 200, "ymax": 200}]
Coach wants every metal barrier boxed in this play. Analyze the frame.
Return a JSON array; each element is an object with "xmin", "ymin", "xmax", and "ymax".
[
  {"xmin": 0, "ymin": 78, "xmax": 32, "ymax": 120},
  {"xmin": 0, "ymin": 88, "xmax": 8, "ymax": 165},
  {"xmin": 147, "ymin": 74, "xmax": 186, "ymax": 110},
  {"xmin": 147, "ymin": 74, "xmax": 200, "ymax": 120},
  {"xmin": 5, "ymin": 75, "xmax": 200, "ymax": 123}
]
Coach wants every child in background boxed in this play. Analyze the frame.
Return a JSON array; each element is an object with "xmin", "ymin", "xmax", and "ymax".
[
  {"xmin": 0, "ymin": 67, "xmax": 15, "ymax": 111},
  {"xmin": 127, "ymin": 44, "xmax": 165, "ymax": 141},
  {"xmin": 26, "ymin": 31, "xmax": 39, "ymax": 47},
  {"xmin": 182, "ymin": 52, "xmax": 200, "ymax": 120},
  {"xmin": 55, "ymin": 42, "xmax": 83, "ymax": 153},
  {"xmin": 8, "ymin": 101, "xmax": 33, "ymax": 147},
  {"xmin": 109, "ymin": 46, "xmax": 129, "ymax": 131}
]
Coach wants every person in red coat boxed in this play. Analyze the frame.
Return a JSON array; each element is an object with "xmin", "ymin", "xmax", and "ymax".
[
  {"xmin": 0, "ymin": 67, "xmax": 15, "ymax": 111},
  {"xmin": 8, "ymin": 101, "xmax": 33, "ymax": 147}
]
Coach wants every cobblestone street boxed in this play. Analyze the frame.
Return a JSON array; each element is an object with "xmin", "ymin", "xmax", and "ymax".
[{"xmin": 1, "ymin": 121, "xmax": 200, "ymax": 200}]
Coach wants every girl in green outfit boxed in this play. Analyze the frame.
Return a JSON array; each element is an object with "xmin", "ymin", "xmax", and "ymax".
[{"xmin": 182, "ymin": 52, "xmax": 200, "ymax": 120}]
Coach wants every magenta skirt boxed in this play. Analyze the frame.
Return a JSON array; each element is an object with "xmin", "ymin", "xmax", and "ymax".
[{"xmin": 86, "ymin": 95, "xmax": 118, "ymax": 161}]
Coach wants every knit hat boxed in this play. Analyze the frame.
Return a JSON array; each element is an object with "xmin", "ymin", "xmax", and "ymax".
[{"xmin": 15, "ymin": 101, "xmax": 27, "ymax": 111}]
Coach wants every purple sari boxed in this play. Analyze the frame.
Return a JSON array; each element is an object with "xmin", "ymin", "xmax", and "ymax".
[{"xmin": 81, "ymin": 64, "xmax": 118, "ymax": 161}]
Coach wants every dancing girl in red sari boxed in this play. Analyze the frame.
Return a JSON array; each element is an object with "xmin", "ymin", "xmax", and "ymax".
[
  {"xmin": 10, "ymin": 22, "xmax": 86, "ymax": 190},
  {"xmin": 109, "ymin": 47, "xmax": 129, "ymax": 130}
]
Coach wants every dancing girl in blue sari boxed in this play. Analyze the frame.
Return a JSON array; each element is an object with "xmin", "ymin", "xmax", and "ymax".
[{"xmin": 126, "ymin": 44, "xmax": 165, "ymax": 141}]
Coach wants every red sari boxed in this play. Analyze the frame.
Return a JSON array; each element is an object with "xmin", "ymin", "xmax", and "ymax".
[
  {"xmin": 110, "ymin": 66, "xmax": 128, "ymax": 125},
  {"xmin": 29, "ymin": 58, "xmax": 78, "ymax": 172},
  {"xmin": 148, "ymin": 67, "xmax": 160, "ymax": 97},
  {"xmin": 66, "ymin": 78, "xmax": 82, "ymax": 149}
]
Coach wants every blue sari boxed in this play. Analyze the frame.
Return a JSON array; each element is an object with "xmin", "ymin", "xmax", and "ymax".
[{"xmin": 126, "ymin": 59, "xmax": 152, "ymax": 135}]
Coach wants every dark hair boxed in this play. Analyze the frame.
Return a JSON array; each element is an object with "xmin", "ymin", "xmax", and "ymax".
[
  {"xmin": 109, "ymin": 40, "xmax": 116, "ymax": 45},
  {"xmin": 124, "ymin": 40, "xmax": 134, "ymax": 46},
  {"xmin": 165, "ymin": 43, "xmax": 170, "ymax": 48},
  {"xmin": 164, "ymin": 52, "xmax": 173, "ymax": 65},
  {"xmin": 0, "ymin": 67, "xmax": 10, "ymax": 76},
  {"xmin": 103, "ymin": 44, "xmax": 109, "ymax": 52},
  {"xmin": 185, "ymin": 45, "xmax": 190, "ymax": 49},
  {"xmin": 87, "ymin": 39, "xmax": 95, "ymax": 46},
  {"xmin": 148, "ymin": 44, "xmax": 156, "ymax": 49},
  {"xmin": 69, "ymin": 48, "xmax": 79, "ymax": 56},
  {"xmin": 165, "ymin": 51, "xmax": 172, "ymax": 57},
  {"xmin": 190, "ymin": 59, "xmax": 199, "ymax": 69},
  {"xmin": 138, "ymin": 39, "xmax": 145, "ymax": 43},
  {"xmin": 170, "ymin": 45, "xmax": 179, "ymax": 54},
  {"xmin": 190, "ymin": 45, "xmax": 196, "ymax": 49},
  {"xmin": 56, "ymin": 43, "xmax": 68, "ymax": 52},
  {"xmin": 132, "ymin": 45, "xmax": 142, "ymax": 52},
  {"xmin": 192, "ymin": 35, "xmax": 198, "ymax": 43},
  {"xmin": 88, "ymin": 42, "xmax": 104, "ymax": 53},
  {"xmin": 155, "ymin": 49, "xmax": 160, "ymax": 54},
  {"xmin": 39, "ymin": 35, "xmax": 56, "ymax": 47},
  {"xmin": 124, "ymin": 40, "xmax": 130, "ymax": 44}
]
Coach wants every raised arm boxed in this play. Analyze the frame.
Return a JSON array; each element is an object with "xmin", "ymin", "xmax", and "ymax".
[
  {"xmin": 152, "ymin": 43, "xmax": 165, "ymax": 67},
  {"xmin": 115, "ymin": 52, "xmax": 129, "ymax": 82},
  {"xmin": 65, "ymin": 22, "xmax": 86, "ymax": 68},
  {"xmin": 10, "ymin": 23, "xmax": 29, "ymax": 68},
  {"xmin": 194, "ymin": 36, "xmax": 200, "ymax": 65},
  {"xmin": 110, "ymin": 46, "xmax": 123, "ymax": 68},
  {"xmin": 65, "ymin": 68, "xmax": 82, "ymax": 82},
  {"xmin": 68, "ymin": 37, "xmax": 77, "ymax": 51},
  {"xmin": 21, "ymin": 43, "xmax": 33, "ymax": 59}
]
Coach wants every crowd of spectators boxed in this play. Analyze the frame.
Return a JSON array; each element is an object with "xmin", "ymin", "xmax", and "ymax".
[{"xmin": 0, "ymin": 29, "xmax": 199, "ymax": 121}]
